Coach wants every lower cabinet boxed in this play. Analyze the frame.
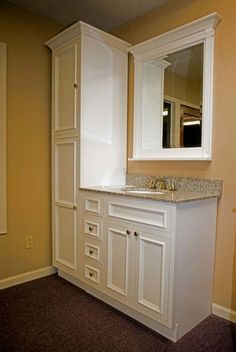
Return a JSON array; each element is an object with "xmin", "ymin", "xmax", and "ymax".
[
  {"xmin": 105, "ymin": 221, "xmax": 172, "ymax": 326},
  {"xmin": 56, "ymin": 190, "xmax": 218, "ymax": 342}
]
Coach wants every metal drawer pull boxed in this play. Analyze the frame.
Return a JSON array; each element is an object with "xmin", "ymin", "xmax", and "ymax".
[
  {"xmin": 74, "ymin": 83, "xmax": 78, "ymax": 88},
  {"xmin": 89, "ymin": 250, "xmax": 94, "ymax": 255},
  {"xmin": 89, "ymin": 272, "xmax": 94, "ymax": 277},
  {"xmin": 73, "ymin": 205, "xmax": 77, "ymax": 209},
  {"xmin": 126, "ymin": 229, "xmax": 131, "ymax": 235},
  {"xmin": 89, "ymin": 226, "xmax": 93, "ymax": 232},
  {"xmin": 134, "ymin": 231, "xmax": 139, "ymax": 237}
]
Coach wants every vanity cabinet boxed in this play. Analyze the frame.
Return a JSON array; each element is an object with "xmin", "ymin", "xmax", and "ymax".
[
  {"xmin": 75, "ymin": 190, "xmax": 218, "ymax": 342},
  {"xmin": 46, "ymin": 22, "xmax": 130, "ymax": 274}
]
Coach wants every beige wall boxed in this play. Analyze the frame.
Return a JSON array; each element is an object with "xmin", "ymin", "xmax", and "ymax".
[
  {"xmin": 112, "ymin": 0, "xmax": 236, "ymax": 311},
  {"xmin": 0, "ymin": 1, "xmax": 62, "ymax": 278}
]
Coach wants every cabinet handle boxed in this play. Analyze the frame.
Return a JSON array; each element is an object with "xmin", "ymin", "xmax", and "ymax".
[
  {"xmin": 134, "ymin": 231, "xmax": 139, "ymax": 237},
  {"xmin": 74, "ymin": 83, "xmax": 78, "ymax": 88},
  {"xmin": 89, "ymin": 272, "xmax": 94, "ymax": 277},
  {"xmin": 126, "ymin": 229, "xmax": 131, "ymax": 235},
  {"xmin": 89, "ymin": 226, "xmax": 93, "ymax": 232},
  {"xmin": 73, "ymin": 205, "xmax": 77, "ymax": 210},
  {"xmin": 89, "ymin": 250, "xmax": 94, "ymax": 255}
]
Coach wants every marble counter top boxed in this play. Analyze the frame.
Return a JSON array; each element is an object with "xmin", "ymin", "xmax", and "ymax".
[{"xmin": 79, "ymin": 185, "xmax": 221, "ymax": 203}]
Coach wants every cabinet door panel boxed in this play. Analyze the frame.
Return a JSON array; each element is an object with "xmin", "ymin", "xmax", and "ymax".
[
  {"xmin": 55, "ymin": 205, "xmax": 76, "ymax": 269},
  {"xmin": 107, "ymin": 227, "xmax": 130, "ymax": 296},
  {"xmin": 134, "ymin": 232, "xmax": 171, "ymax": 326},
  {"xmin": 54, "ymin": 141, "xmax": 77, "ymax": 204},
  {"xmin": 53, "ymin": 139, "xmax": 78, "ymax": 271},
  {"xmin": 53, "ymin": 42, "xmax": 79, "ymax": 134}
]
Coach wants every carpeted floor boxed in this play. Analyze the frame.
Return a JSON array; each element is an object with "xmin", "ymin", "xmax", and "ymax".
[{"xmin": 0, "ymin": 274, "xmax": 235, "ymax": 352}]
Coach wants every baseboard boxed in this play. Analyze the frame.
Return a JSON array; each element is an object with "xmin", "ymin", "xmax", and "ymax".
[
  {"xmin": 0, "ymin": 266, "xmax": 58, "ymax": 290},
  {"xmin": 212, "ymin": 303, "xmax": 236, "ymax": 323}
]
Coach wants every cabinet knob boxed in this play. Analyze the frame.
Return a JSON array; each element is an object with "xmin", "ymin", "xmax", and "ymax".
[
  {"xmin": 126, "ymin": 229, "xmax": 131, "ymax": 235},
  {"xmin": 89, "ymin": 226, "xmax": 93, "ymax": 232},
  {"xmin": 89, "ymin": 250, "xmax": 94, "ymax": 255},
  {"xmin": 73, "ymin": 205, "xmax": 77, "ymax": 210},
  {"xmin": 89, "ymin": 272, "xmax": 94, "ymax": 277},
  {"xmin": 74, "ymin": 83, "xmax": 78, "ymax": 88},
  {"xmin": 134, "ymin": 231, "xmax": 139, "ymax": 237}
]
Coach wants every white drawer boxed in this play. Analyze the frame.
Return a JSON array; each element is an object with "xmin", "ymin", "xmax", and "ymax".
[
  {"xmin": 85, "ymin": 197, "xmax": 101, "ymax": 215},
  {"xmin": 108, "ymin": 199, "xmax": 172, "ymax": 232},
  {"xmin": 85, "ymin": 242, "xmax": 100, "ymax": 262},
  {"xmin": 85, "ymin": 265, "xmax": 100, "ymax": 283},
  {"xmin": 84, "ymin": 219, "xmax": 102, "ymax": 240}
]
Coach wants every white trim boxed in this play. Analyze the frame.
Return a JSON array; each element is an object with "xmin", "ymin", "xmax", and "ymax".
[
  {"xmin": 212, "ymin": 303, "xmax": 236, "ymax": 323},
  {"xmin": 129, "ymin": 13, "xmax": 221, "ymax": 58},
  {"xmin": 130, "ymin": 13, "xmax": 221, "ymax": 161},
  {"xmin": 45, "ymin": 21, "xmax": 131, "ymax": 51},
  {"xmin": 0, "ymin": 266, "xmax": 57, "ymax": 290},
  {"xmin": 0, "ymin": 42, "xmax": 7, "ymax": 234}
]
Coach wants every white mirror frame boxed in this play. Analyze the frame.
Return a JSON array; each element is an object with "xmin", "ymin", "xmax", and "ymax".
[{"xmin": 129, "ymin": 12, "xmax": 221, "ymax": 160}]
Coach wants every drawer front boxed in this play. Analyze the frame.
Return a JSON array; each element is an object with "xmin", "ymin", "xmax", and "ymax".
[
  {"xmin": 85, "ymin": 265, "xmax": 100, "ymax": 284},
  {"xmin": 84, "ymin": 218, "xmax": 102, "ymax": 240},
  {"xmin": 85, "ymin": 242, "xmax": 100, "ymax": 262},
  {"xmin": 85, "ymin": 197, "xmax": 101, "ymax": 215},
  {"xmin": 108, "ymin": 199, "xmax": 172, "ymax": 232}
]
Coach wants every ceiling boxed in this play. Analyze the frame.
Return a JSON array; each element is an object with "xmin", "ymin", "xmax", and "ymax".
[{"xmin": 7, "ymin": 0, "xmax": 171, "ymax": 31}]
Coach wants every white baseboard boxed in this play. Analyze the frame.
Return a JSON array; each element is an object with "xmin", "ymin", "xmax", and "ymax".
[
  {"xmin": 212, "ymin": 303, "xmax": 236, "ymax": 323},
  {"xmin": 0, "ymin": 266, "xmax": 58, "ymax": 290}
]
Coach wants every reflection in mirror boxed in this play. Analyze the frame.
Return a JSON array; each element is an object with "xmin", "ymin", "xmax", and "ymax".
[{"xmin": 162, "ymin": 44, "xmax": 203, "ymax": 149}]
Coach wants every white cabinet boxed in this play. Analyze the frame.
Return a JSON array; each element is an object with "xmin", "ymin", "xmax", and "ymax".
[
  {"xmin": 105, "ymin": 222, "xmax": 171, "ymax": 325},
  {"xmin": 46, "ymin": 22, "xmax": 130, "ymax": 274},
  {"xmin": 75, "ymin": 191, "xmax": 217, "ymax": 342},
  {"xmin": 53, "ymin": 41, "xmax": 79, "ymax": 136},
  {"xmin": 106, "ymin": 224, "xmax": 133, "ymax": 305},
  {"xmin": 78, "ymin": 193, "xmax": 106, "ymax": 291},
  {"xmin": 133, "ymin": 228, "xmax": 171, "ymax": 325},
  {"xmin": 105, "ymin": 198, "xmax": 173, "ymax": 326},
  {"xmin": 53, "ymin": 137, "xmax": 79, "ymax": 271}
]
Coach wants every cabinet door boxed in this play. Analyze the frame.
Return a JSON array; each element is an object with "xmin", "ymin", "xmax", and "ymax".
[
  {"xmin": 105, "ymin": 223, "xmax": 133, "ymax": 305},
  {"xmin": 133, "ymin": 230, "xmax": 172, "ymax": 326},
  {"xmin": 53, "ymin": 139, "xmax": 78, "ymax": 270},
  {"xmin": 52, "ymin": 41, "xmax": 80, "ymax": 136}
]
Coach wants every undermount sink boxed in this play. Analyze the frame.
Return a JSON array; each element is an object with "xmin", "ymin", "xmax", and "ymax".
[
  {"xmin": 122, "ymin": 187, "xmax": 167, "ymax": 195},
  {"xmin": 125, "ymin": 190, "xmax": 166, "ymax": 195}
]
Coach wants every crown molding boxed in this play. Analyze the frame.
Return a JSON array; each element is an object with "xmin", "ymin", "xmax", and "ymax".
[{"xmin": 45, "ymin": 21, "xmax": 131, "ymax": 51}]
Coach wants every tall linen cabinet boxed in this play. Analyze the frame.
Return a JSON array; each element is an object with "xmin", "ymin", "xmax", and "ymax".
[{"xmin": 46, "ymin": 22, "xmax": 130, "ymax": 276}]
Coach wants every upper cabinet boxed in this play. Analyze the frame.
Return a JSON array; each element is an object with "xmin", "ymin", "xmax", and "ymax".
[
  {"xmin": 46, "ymin": 22, "xmax": 131, "ymax": 187},
  {"xmin": 53, "ymin": 41, "xmax": 80, "ymax": 135},
  {"xmin": 129, "ymin": 13, "xmax": 221, "ymax": 160}
]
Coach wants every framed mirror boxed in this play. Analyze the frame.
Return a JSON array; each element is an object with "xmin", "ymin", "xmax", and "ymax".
[{"xmin": 129, "ymin": 13, "xmax": 221, "ymax": 160}]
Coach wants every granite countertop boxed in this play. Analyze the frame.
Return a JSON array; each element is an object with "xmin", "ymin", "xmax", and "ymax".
[{"xmin": 79, "ymin": 185, "xmax": 221, "ymax": 203}]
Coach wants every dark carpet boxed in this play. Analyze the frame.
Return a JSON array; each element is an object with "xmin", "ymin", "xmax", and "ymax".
[{"xmin": 0, "ymin": 274, "xmax": 235, "ymax": 352}]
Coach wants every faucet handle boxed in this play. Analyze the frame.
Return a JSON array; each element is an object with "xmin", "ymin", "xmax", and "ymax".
[
  {"xmin": 169, "ymin": 180, "xmax": 177, "ymax": 191},
  {"xmin": 149, "ymin": 178, "xmax": 157, "ymax": 189}
]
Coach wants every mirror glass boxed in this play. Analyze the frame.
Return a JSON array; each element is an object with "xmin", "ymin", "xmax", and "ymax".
[
  {"xmin": 130, "ymin": 13, "xmax": 221, "ymax": 160},
  {"xmin": 141, "ymin": 44, "xmax": 203, "ymax": 152},
  {"xmin": 162, "ymin": 44, "xmax": 203, "ymax": 149}
]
